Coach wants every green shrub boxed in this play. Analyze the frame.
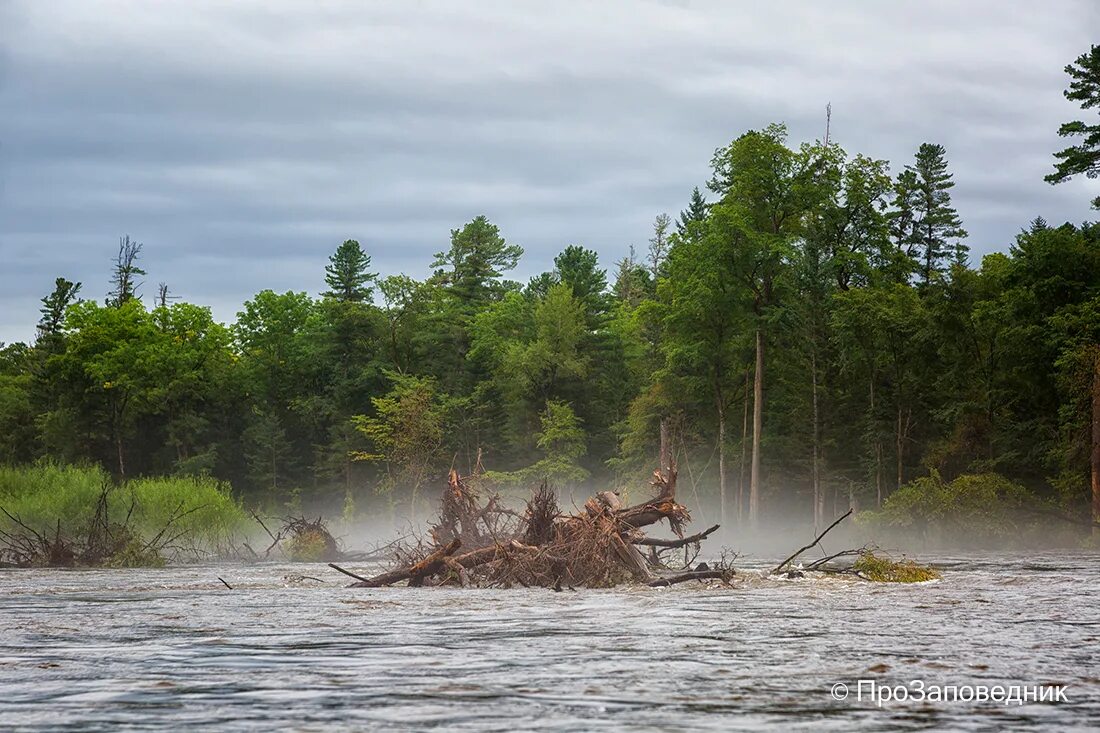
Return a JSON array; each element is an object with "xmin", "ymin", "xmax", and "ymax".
[
  {"xmin": 0, "ymin": 463, "xmax": 248, "ymax": 565},
  {"xmin": 857, "ymin": 471, "xmax": 1037, "ymax": 545}
]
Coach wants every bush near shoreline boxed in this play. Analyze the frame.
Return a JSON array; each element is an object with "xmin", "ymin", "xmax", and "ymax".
[{"xmin": 0, "ymin": 463, "xmax": 248, "ymax": 567}]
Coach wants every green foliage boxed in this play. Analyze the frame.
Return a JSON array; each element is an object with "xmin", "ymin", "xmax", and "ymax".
[
  {"xmin": 861, "ymin": 472, "xmax": 1036, "ymax": 544},
  {"xmin": 0, "ymin": 464, "xmax": 248, "ymax": 564},
  {"xmin": 676, "ymin": 186, "xmax": 708, "ymax": 241},
  {"xmin": 853, "ymin": 551, "xmax": 940, "ymax": 583},
  {"xmin": 432, "ymin": 215, "xmax": 523, "ymax": 304},
  {"xmin": 488, "ymin": 400, "xmax": 589, "ymax": 488},
  {"xmin": 1046, "ymin": 44, "xmax": 1100, "ymax": 208},
  {"xmin": 352, "ymin": 373, "xmax": 449, "ymax": 514},
  {"xmin": 324, "ymin": 239, "xmax": 376, "ymax": 302},
  {"xmin": 891, "ymin": 143, "xmax": 968, "ymax": 281},
  {"xmin": 3, "ymin": 65, "xmax": 1099, "ymax": 537},
  {"xmin": 38, "ymin": 277, "xmax": 82, "ymax": 339}
]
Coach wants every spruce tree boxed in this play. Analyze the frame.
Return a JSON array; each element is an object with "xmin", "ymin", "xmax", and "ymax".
[
  {"xmin": 1046, "ymin": 44, "xmax": 1100, "ymax": 209},
  {"xmin": 324, "ymin": 239, "xmax": 376, "ymax": 302},
  {"xmin": 676, "ymin": 186, "xmax": 708, "ymax": 240}
]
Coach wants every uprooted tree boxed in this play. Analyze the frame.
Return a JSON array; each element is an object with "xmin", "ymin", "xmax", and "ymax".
[{"xmin": 332, "ymin": 466, "xmax": 732, "ymax": 589}]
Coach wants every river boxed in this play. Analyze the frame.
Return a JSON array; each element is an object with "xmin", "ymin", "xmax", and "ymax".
[{"xmin": 1, "ymin": 553, "xmax": 1097, "ymax": 731}]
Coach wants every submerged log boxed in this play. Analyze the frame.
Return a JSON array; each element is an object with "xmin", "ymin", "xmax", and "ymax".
[
  {"xmin": 350, "ymin": 538, "xmax": 461, "ymax": 587},
  {"xmin": 648, "ymin": 570, "xmax": 731, "ymax": 587}
]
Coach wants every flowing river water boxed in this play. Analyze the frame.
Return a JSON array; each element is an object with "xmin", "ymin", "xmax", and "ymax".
[{"xmin": 1, "ymin": 552, "xmax": 1098, "ymax": 731}]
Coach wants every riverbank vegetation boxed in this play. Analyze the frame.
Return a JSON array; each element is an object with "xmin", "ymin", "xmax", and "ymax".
[
  {"xmin": 0, "ymin": 464, "xmax": 247, "ymax": 566},
  {"xmin": 0, "ymin": 45, "xmax": 1098, "ymax": 550}
]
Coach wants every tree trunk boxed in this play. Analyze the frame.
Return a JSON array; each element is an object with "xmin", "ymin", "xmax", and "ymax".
[
  {"xmin": 659, "ymin": 417, "xmax": 670, "ymax": 473},
  {"xmin": 749, "ymin": 329, "xmax": 764, "ymax": 526},
  {"xmin": 811, "ymin": 348, "xmax": 822, "ymax": 532},
  {"xmin": 739, "ymin": 369, "xmax": 750, "ymax": 524},
  {"xmin": 717, "ymin": 397, "xmax": 726, "ymax": 528},
  {"xmin": 871, "ymin": 376, "xmax": 881, "ymax": 508},
  {"xmin": 896, "ymin": 405, "xmax": 909, "ymax": 492},
  {"xmin": 116, "ymin": 433, "xmax": 126, "ymax": 479},
  {"xmin": 1092, "ymin": 348, "xmax": 1100, "ymax": 528}
]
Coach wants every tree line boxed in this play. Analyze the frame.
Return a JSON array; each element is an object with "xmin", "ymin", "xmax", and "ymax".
[{"xmin": 1, "ymin": 45, "xmax": 1098, "ymax": 527}]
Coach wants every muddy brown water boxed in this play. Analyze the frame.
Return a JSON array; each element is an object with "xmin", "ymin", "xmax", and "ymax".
[{"xmin": 1, "ymin": 553, "xmax": 1098, "ymax": 731}]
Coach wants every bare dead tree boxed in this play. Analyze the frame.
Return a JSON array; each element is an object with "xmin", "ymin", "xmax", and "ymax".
[{"xmin": 109, "ymin": 235, "xmax": 146, "ymax": 307}]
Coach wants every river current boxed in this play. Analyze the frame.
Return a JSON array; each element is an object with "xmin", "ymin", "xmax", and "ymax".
[{"xmin": 1, "ymin": 553, "xmax": 1097, "ymax": 731}]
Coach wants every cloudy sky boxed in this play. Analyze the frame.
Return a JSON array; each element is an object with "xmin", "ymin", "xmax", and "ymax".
[{"xmin": 2, "ymin": 1, "xmax": 1098, "ymax": 344}]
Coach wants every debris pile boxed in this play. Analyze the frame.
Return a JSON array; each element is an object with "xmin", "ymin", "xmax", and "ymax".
[{"xmin": 333, "ymin": 466, "xmax": 733, "ymax": 589}]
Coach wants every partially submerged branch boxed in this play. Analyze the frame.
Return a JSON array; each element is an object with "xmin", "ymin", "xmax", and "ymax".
[{"xmin": 772, "ymin": 508, "xmax": 852, "ymax": 575}]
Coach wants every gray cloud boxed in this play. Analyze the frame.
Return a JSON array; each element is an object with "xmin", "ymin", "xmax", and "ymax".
[{"xmin": 2, "ymin": 0, "xmax": 1098, "ymax": 343}]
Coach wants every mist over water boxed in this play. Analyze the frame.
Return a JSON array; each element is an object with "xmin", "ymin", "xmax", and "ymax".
[
  {"xmin": 2, "ymin": 553, "xmax": 1098, "ymax": 731},
  {"xmin": 327, "ymin": 479, "xmax": 1086, "ymax": 562}
]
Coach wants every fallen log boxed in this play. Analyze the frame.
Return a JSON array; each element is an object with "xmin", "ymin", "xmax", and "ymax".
[
  {"xmin": 608, "ymin": 528, "xmax": 653, "ymax": 582},
  {"xmin": 632, "ymin": 524, "xmax": 719, "ymax": 548},
  {"xmin": 329, "ymin": 562, "xmax": 373, "ymax": 584},
  {"xmin": 648, "ymin": 570, "xmax": 731, "ymax": 587},
  {"xmin": 350, "ymin": 538, "xmax": 462, "ymax": 587},
  {"xmin": 615, "ymin": 468, "xmax": 689, "ymax": 535}
]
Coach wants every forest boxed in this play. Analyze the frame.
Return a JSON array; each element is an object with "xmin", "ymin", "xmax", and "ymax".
[{"xmin": 1, "ymin": 46, "xmax": 1099, "ymax": 540}]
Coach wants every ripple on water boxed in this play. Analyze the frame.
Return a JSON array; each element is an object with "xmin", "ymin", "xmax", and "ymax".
[{"xmin": 0, "ymin": 554, "xmax": 1098, "ymax": 731}]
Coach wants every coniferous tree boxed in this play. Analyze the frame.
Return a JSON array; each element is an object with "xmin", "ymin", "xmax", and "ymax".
[
  {"xmin": 553, "ymin": 245, "xmax": 609, "ymax": 324},
  {"xmin": 676, "ymin": 187, "xmax": 708, "ymax": 240},
  {"xmin": 906, "ymin": 143, "xmax": 967, "ymax": 282},
  {"xmin": 37, "ymin": 278, "xmax": 82, "ymax": 340},
  {"xmin": 324, "ymin": 240, "xmax": 376, "ymax": 302},
  {"xmin": 1046, "ymin": 44, "xmax": 1100, "ymax": 208},
  {"xmin": 648, "ymin": 214, "xmax": 672, "ymax": 282},
  {"xmin": 432, "ymin": 216, "xmax": 522, "ymax": 304}
]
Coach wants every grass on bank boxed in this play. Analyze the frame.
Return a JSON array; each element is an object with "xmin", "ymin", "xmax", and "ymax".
[{"xmin": 0, "ymin": 463, "xmax": 249, "ymax": 566}]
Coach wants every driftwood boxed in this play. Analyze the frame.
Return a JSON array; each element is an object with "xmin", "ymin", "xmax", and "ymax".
[
  {"xmin": 772, "ymin": 508, "xmax": 853, "ymax": 576},
  {"xmin": 632, "ymin": 524, "xmax": 719, "ymax": 548},
  {"xmin": 648, "ymin": 569, "xmax": 731, "ymax": 587},
  {"xmin": 352, "ymin": 538, "xmax": 462, "ymax": 587},
  {"xmin": 334, "ymin": 464, "xmax": 732, "ymax": 589}
]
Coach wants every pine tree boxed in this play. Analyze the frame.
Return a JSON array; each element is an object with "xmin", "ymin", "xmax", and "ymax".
[
  {"xmin": 432, "ymin": 216, "xmax": 522, "ymax": 303},
  {"xmin": 1046, "ymin": 44, "xmax": 1100, "ymax": 209},
  {"xmin": 324, "ymin": 240, "xmax": 376, "ymax": 302},
  {"xmin": 903, "ymin": 143, "xmax": 967, "ymax": 282},
  {"xmin": 676, "ymin": 186, "xmax": 708, "ymax": 240},
  {"xmin": 37, "ymin": 278, "xmax": 82, "ymax": 339}
]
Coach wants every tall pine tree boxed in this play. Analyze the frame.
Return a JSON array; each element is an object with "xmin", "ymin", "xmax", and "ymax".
[
  {"xmin": 1046, "ymin": 44, "xmax": 1100, "ymax": 209},
  {"xmin": 896, "ymin": 143, "xmax": 967, "ymax": 282}
]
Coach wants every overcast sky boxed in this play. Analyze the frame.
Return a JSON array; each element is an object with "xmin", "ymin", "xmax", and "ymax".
[{"xmin": 2, "ymin": 1, "xmax": 1098, "ymax": 344}]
